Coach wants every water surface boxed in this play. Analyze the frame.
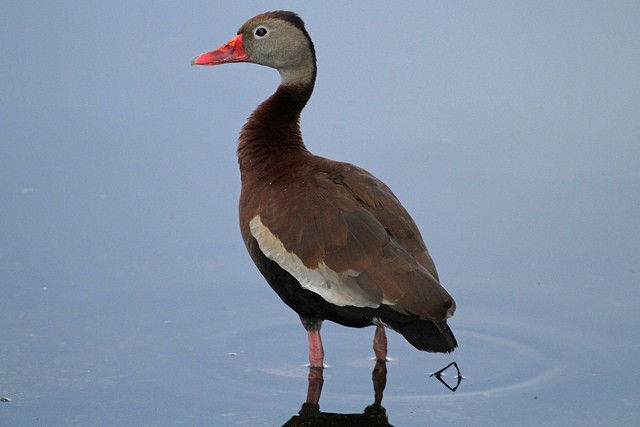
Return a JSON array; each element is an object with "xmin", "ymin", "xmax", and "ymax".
[{"xmin": 1, "ymin": 2, "xmax": 638, "ymax": 426}]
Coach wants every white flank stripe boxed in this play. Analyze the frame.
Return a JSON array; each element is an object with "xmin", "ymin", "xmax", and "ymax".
[{"xmin": 249, "ymin": 215, "xmax": 380, "ymax": 308}]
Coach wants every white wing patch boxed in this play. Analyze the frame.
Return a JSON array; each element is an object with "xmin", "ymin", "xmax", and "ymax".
[{"xmin": 249, "ymin": 215, "xmax": 381, "ymax": 308}]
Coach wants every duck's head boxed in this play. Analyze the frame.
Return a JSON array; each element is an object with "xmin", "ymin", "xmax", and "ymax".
[{"xmin": 192, "ymin": 11, "xmax": 316, "ymax": 86}]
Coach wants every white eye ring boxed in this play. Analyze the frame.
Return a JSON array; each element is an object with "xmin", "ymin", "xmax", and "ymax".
[{"xmin": 254, "ymin": 26, "xmax": 269, "ymax": 38}]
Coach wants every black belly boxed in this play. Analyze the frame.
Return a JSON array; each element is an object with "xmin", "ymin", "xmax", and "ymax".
[
  {"xmin": 244, "ymin": 236, "xmax": 458, "ymax": 353},
  {"xmin": 246, "ymin": 236, "xmax": 379, "ymax": 328}
]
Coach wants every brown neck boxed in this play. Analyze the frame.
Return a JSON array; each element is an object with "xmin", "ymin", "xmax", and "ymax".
[{"xmin": 237, "ymin": 82, "xmax": 315, "ymax": 181}]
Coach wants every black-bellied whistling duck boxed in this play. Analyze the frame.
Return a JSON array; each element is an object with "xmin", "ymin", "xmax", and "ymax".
[{"xmin": 192, "ymin": 11, "xmax": 457, "ymax": 368}]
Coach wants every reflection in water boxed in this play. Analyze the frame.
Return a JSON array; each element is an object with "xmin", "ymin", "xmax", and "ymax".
[
  {"xmin": 281, "ymin": 360, "xmax": 463, "ymax": 425},
  {"xmin": 281, "ymin": 361, "xmax": 393, "ymax": 426}
]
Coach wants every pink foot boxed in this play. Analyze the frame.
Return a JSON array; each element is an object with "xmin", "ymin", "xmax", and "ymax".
[
  {"xmin": 307, "ymin": 330, "xmax": 325, "ymax": 367},
  {"xmin": 373, "ymin": 325, "xmax": 388, "ymax": 361}
]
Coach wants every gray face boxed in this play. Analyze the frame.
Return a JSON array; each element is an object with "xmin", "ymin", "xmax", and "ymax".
[{"xmin": 240, "ymin": 18, "xmax": 316, "ymax": 86}]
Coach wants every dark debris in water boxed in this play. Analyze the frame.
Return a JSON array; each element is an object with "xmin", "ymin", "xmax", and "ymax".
[{"xmin": 429, "ymin": 361, "xmax": 464, "ymax": 392}]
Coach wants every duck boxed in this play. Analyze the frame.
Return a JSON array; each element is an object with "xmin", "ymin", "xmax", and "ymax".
[{"xmin": 192, "ymin": 11, "xmax": 457, "ymax": 368}]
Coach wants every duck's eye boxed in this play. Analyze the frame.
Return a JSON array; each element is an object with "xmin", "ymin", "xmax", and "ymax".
[{"xmin": 255, "ymin": 27, "xmax": 268, "ymax": 37}]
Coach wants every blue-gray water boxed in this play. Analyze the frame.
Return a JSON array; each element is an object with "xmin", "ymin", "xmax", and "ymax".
[{"xmin": 1, "ymin": 2, "xmax": 638, "ymax": 425}]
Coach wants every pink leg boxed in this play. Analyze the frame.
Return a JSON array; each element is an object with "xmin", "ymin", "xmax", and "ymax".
[
  {"xmin": 373, "ymin": 325, "xmax": 388, "ymax": 361},
  {"xmin": 372, "ymin": 359, "xmax": 387, "ymax": 405},
  {"xmin": 307, "ymin": 330, "xmax": 325, "ymax": 368},
  {"xmin": 306, "ymin": 367, "xmax": 324, "ymax": 405}
]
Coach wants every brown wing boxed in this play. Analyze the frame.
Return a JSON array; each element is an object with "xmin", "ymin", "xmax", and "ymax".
[{"xmin": 254, "ymin": 159, "xmax": 455, "ymax": 322}]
